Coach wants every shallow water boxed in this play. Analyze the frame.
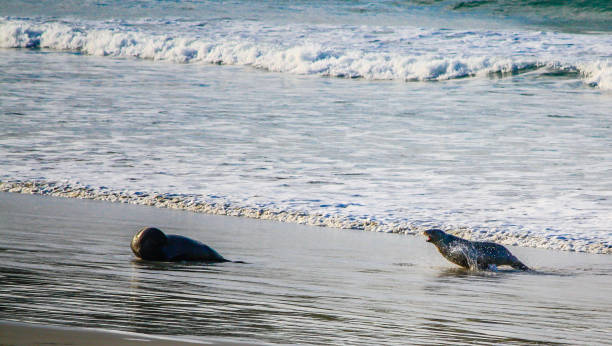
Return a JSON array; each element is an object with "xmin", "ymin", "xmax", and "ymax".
[{"xmin": 1, "ymin": 192, "xmax": 610, "ymax": 344}]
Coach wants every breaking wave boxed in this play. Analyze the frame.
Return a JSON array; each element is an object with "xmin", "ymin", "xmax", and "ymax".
[{"xmin": 1, "ymin": 18, "xmax": 611, "ymax": 88}]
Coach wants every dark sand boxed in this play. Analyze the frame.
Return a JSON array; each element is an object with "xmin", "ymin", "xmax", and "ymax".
[
  {"xmin": 1, "ymin": 192, "xmax": 611, "ymax": 345},
  {"xmin": 0, "ymin": 320, "xmax": 237, "ymax": 345}
]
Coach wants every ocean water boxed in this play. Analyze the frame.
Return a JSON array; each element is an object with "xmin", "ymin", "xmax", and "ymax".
[{"xmin": 1, "ymin": 0, "xmax": 611, "ymax": 253}]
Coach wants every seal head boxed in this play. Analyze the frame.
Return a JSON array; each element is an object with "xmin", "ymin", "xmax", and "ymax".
[
  {"xmin": 424, "ymin": 229, "xmax": 446, "ymax": 244},
  {"xmin": 131, "ymin": 227, "xmax": 167, "ymax": 261}
]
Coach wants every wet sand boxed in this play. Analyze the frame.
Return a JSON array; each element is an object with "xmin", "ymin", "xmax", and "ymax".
[
  {"xmin": 0, "ymin": 320, "xmax": 235, "ymax": 345},
  {"xmin": 0, "ymin": 192, "xmax": 611, "ymax": 345}
]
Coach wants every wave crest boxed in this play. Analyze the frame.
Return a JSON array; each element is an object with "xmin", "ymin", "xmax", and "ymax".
[{"xmin": 1, "ymin": 18, "xmax": 611, "ymax": 88}]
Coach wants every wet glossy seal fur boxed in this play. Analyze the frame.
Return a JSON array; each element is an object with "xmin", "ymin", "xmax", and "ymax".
[
  {"xmin": 131, "ymin": 227, "xmax": 228, "ymax": 262},
  {"xmin": 423, "ymin": 229, "xmax": 530, "ymax": 271}
]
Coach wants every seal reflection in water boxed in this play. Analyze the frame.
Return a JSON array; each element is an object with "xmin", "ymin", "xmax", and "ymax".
[
  {"xmin": 424, "ymin": 229, "xmax": 530, "ymax": 271},
  {"xmin": 131, "ymin": 227, "xmax": 228, "ymax": 262}
]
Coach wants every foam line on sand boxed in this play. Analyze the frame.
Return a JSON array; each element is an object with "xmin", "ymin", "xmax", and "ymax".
[{"xmin": 1, "ymin": 180, "xmax": 610, "ymax": 254}]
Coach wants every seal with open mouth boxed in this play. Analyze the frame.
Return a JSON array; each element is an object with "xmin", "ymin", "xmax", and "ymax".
[{"xmin": 423, "ymin": 229, "xmax": 530, "ymax": 271}]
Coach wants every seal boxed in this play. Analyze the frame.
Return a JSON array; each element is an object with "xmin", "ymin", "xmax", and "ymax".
[
  {"xmin": 423, "ymin": 229, "xmax": 530, "ymax": 271},
  {"xmin": 131, "ymin": 227, "xmax": 228, "ymax": 262}
]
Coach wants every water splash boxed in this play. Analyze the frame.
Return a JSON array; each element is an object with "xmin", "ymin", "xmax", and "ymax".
[{"xmin": 448, "ymin": 242, "xmax": 483, "ymax": 270}]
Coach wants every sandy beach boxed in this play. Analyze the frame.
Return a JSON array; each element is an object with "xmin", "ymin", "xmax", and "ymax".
[{"xmin": 1, "ymin": 191, "xmax": 611, "ymax": 345}]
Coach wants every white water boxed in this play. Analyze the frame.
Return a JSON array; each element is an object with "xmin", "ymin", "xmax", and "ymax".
[{"xmin": 1, "ymin": 18, "xmax": 611, "ymax": 88}]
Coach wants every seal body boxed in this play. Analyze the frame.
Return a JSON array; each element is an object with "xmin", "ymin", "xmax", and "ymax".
[
  {"xmin": 423, "ymin": 229, "xmax": 529, "ymax": 271},
  {"xmin": 131, "ymin": 227, "xmax": 227, "ymax": 262}
]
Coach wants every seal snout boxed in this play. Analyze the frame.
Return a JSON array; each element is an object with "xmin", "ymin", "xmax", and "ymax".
[{"xmin": 423, "ymin": 229, "xmax": 442, "ymax": 243}]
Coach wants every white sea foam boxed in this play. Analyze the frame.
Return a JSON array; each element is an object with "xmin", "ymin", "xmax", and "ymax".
[
  {"xmin": 1, "ymin": 18, "xmax": 611, "ymax": 88},
  {"xmin": 580, "ymin": 60, "xmax": 612, "ymax": 90}
]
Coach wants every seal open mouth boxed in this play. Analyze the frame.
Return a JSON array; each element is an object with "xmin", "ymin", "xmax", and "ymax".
[{"xmin": 424, "ymin": 232, "xmax": 433, "ymax": 242}]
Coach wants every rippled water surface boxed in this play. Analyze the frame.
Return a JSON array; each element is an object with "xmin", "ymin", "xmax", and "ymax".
[{"xmin": 1, "ymin": 193, "xmax": 611, "ymax": 344}]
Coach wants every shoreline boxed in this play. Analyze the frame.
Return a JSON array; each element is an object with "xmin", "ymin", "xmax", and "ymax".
[{"xmin": 1, "ymin": 179, "xmax": 610, "ymax": 255}]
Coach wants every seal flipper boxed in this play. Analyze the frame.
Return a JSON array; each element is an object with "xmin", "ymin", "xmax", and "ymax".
[
  {"xmin": 510, "ymin": 256, "xmax": 530, "ymax": 271},
  {"xmin": 167, "ymin": 253, "xmax": 229, "ymax": 263}
]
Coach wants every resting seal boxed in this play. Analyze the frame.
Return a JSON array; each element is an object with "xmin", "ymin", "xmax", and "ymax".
[
  {"xmin": 131, "ymin": 227, "xmax": 228, "ymax": 262},
  {"xmin": 424, "ymin": 229, "xmax": 530, "ymax": 271}
]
